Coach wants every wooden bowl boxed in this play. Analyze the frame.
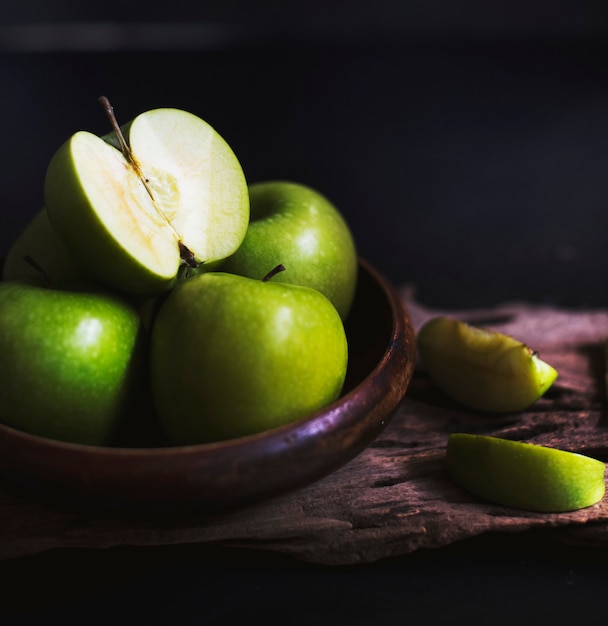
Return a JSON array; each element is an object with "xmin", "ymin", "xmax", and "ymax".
[{"xmin": 0, "ymin": 258, "xmax": 416, "ymax": 513}]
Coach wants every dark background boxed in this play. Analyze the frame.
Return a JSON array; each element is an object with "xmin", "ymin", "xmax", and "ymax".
[
  {"xmin": 3, "ymin": 3, "xmax": 608, "ymax": 624},
  {"xmin": 2, "ymin": 1, "xmax": 608, "ymax": 308}
]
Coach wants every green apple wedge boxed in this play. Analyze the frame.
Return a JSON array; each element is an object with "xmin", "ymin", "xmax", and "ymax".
[
  {"xmin": 219, "ymin": 181, "xmax": 358, "ymax": 320},
  {"xmin": 150, "ymin": 267, "xmax": 348, "ymax": 445},
  {"xmin": 44, "ymin": 98, "xmax": 249, "ymax": 297},
  {"xmin": 417, "ymin": 316, "xmax": 558, "ymax": 413},
  {"xmin": 446, "ymin": 433, "xmax": 606, "ymax": 512},
  {"xmin": 0, "ymin": 279, "xmax": 146, "ymax": 445},
  {"xmin": 3, "ymin": 208, "xmax": 98, "ymax": 289}
]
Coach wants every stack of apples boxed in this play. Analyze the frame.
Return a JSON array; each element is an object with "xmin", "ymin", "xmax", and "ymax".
[{"xmin": 0, "ymin": 99, "xmax": 358, "ymax": 448}]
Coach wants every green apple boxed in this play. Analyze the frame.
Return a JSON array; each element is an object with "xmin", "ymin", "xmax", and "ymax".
[
  {"xmin": 446, "ymin": 433, "xmax": 606, "ymax": 512},
  {"xmin": 44, "ymin": 100, "xmax": 249, "ymax": 297},
  {"xmin": 417, "ymin": 316, "xmax": 558, "ymax": 413},
  {"xmin": 0, "ymin": 279, "xmax": 146, "ymax": 445},
  {"xmin": 3, "ymin": 209, "xmax": 163, "ymax": 335},
  {"xmin": 3, "ymin": 208, "xmax": 97, "ymax": 289},
  {"xmin": 219, "ymin": 181, "xmax": 358, "ymax": 319},
  {"xmin": 150, "ymin": 269, "xmax": 348, "ymax": 444}
]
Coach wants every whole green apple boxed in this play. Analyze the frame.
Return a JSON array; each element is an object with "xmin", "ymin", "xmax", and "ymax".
[
  {"xmin": 3, "ymin": 208, "xmax": 98, "ymax": 289},
  {"xmin": 44, "ymin": 101, "xmax": 249, "ymax": 297},
  {"xmin": 0, "ymin": 279, "xmax": 146, "ymax": 445},
  {"xmin": 3, "ymin": 209, "xmax": 161, "ymax": 335},
  {"xmin": 150, "ymin": 270, "xmax": 349, "ymax": 445},
  {"xmin": 447, "ymin": 433, "xmax": 606, "ymax": 512},
  {"xmin": 219, "ymin": 181, "xmax": 358, "ymax": 319}
]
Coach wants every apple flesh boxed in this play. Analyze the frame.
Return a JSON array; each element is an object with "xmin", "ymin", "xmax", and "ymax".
[
  {"xmin": 44, "ymin": 106, "xmax": 249, "ymax": 297},
  {"xmin": 446, "ymin": 433, "xmax": 606, "ymax": 512},
  {"xmin": 220, "ymin": 181, "xmax": 358, "ymax": 319},
  {"xmin": 417, "ymin": 316, "xmax": 558, "ymax": 412},
  {"xmin": 150, "ymin": 270, "xmax": 349, "ymax": 444},
  {"xmin": 0, "ymin": 280, "xmax": 145, "ymax": 445}
]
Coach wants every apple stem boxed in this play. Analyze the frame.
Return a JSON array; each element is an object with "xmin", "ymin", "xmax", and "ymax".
[
  {"xmin": 98, "ymin": 96, "xmax": 139, "ymax": 171},
  {"xmin": 22, "ymin": 255, "xmax": 52, "ymax": 288},
  {"xmin": 262, "ymin": 264, "xmax": 286, "ymax": 282}
]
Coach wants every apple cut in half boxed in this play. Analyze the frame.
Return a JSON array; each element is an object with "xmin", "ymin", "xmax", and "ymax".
[
  {"xmin": 446, "ymin": 433, "xmax": 606, "ymax": 512},
  {"xmin": 44, "ymin": 105, "xmax": 249, "ymax": 296},
  {"xmin": 417, "ymin": 316, "xmax": 558, "ymax": 413}
]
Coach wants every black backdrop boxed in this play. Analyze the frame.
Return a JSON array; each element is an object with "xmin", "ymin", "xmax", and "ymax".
[{"xmin": 2, "ymin": 2, "xmax": 608, "ymax": 308}]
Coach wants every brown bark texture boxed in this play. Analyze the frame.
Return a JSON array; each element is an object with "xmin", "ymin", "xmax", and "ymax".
[{"xmin": 2, "ymin": 293, "xmax": 608, "ymax": 565}]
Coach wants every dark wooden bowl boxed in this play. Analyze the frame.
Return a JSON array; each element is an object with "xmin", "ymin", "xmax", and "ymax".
[{"xmin": 0, "ymin": 258, "xmax": 416, "ymax": 513}]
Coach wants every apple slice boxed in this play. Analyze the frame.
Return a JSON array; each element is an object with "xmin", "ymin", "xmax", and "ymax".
[
  {"xmin": 446, "ymin": 433, "xmax": 606, "ymax": 512},
  {"xmin": 43, "ymin": 100, "xmax": 249, "ymax": 296},
  {"xmin": 417, "ymin": 316, "xmax": 558, "ymax": 412}
]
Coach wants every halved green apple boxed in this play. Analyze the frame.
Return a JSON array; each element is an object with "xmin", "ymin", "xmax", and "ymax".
[
  {"xmin": 417, "ymin": 316, "xmax": 558, "ymax": 413},
  {"xmin": 446, "ymin": 433, "xmax": 606, "ymax": 512},
  {"xmin": 43, "ymin": 103, "xmax": 249, "ymax": 296}
]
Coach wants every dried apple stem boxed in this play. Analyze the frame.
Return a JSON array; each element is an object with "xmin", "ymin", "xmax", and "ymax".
[
  {"xmin": 263, "ymin": 264, "xmax": 286, "ymax": 282},
  {"xmin": 23, "ymin": 255, "xmax": 52, "ymax": 288},
  {"xmin": 98, "ymin": 96, "xmax": 199, "ymax": 268}
]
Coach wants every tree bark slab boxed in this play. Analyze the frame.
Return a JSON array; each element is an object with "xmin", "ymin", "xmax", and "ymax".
[{"xmin": 2, "ymin": 295, "xmax": 608, "ymax": 565}]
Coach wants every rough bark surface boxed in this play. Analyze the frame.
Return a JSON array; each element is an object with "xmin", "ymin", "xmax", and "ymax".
[{"xmin": 2, "ymin": 294, "xmax": 608, "ymax": 565}]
